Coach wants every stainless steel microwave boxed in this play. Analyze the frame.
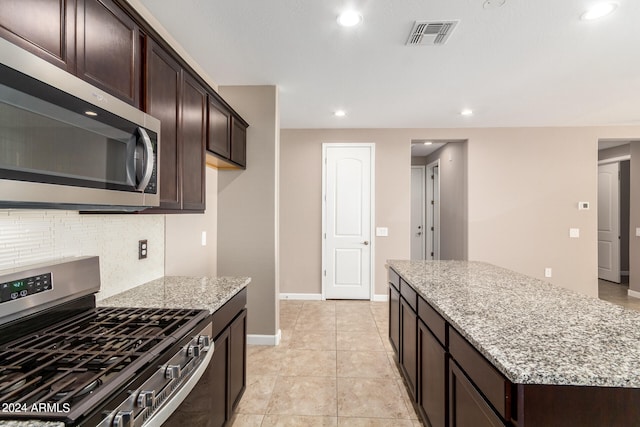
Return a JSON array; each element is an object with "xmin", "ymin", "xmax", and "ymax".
[{"xmin": 0, "ymin": 38, "xmax": 160, "ymax": 211}]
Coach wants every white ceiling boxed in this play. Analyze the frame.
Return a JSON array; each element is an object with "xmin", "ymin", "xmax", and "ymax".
[{"xmin": 137, "ymin": 0, "xmax": 640, "ymax": 129}]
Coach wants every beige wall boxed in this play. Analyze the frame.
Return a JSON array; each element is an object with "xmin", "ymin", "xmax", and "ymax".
[
  {"xmin": 280, "ymin": 129, "xmax": 412, "ymax": 297},
  {"xmin": 280, "ymin": 126, "xmax": 640, "ymax": 299},
  {"xmin": 218, "ymin": 85, "xmax": 279, "ymax": 337},
  {"xmin": 165, "ymin": 167, "xmax": 218, "ymax": 276},
  {"xmin": 425, "ymin": 142, "xmax": 468, "ymax": 261}
]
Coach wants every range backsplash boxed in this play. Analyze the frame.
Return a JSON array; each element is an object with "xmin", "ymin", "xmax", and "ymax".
[{"xmin": 0, "ymin": 210, "xmax": 164, "ymax": 299}]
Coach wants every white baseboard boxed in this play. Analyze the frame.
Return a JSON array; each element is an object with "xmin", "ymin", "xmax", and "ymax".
[
  {"xmin": 280, "ymin": 293, "xmax": 388, "ymax": 302},
  {"xmin": 247, "ymin": 329, "xmax": 281, "ymax": 346},
  {"xmin": 280, "ymin": 293, "xmax": 322, "ymax": 300},
  {"xmin": 628, "ymin": 289, "xmax": 640, "ymax": 299}
]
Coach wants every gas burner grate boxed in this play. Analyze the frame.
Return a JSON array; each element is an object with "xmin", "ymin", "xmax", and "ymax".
[{"xmin": 0, "ymin": 306, "xmax": 209, "ymax": 423}]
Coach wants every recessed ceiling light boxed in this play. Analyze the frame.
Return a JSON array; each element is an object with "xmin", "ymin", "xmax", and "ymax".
[
  {"xmin": 460, "ymin": 109, "xmax": 473, "ymax": 116},
  {"xmin": 423, "ymin": 141, "xmax": 433, "ymax": 145},
  {"xmin": 334, "ymin": 110, "xmax": 346, "ymax": 117},
  {"xmin": 483, "ymin": 0, "xmax": 506, "ymax": 9},
  {"xmin": 85, "ymin": 111, "xmax": 98, "ymax": 117},
  {"xmin": 581, "ymin": 2, "xmax": 617, "ymax": 20},
  {"xmin": 337, "ymin": 10, "xmax": 363, "ymax": 27}
]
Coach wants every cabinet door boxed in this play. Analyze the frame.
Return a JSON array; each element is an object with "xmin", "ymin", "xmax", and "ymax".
[
  {"xmin": 208, "ymin": 95, "xmax": 231, "ymax": 159},
  {"xmin": 449, "ymin": 361, "xmax": 504, "ymax": 427},
  {"xmin": 211, "ymin": 329, "xmax": 230, "ymax": 427},
  {"xmin": 419, "ymin": 320, "xmax": 447, "ymax": 427},
  {"xmin": 76, "ymin": 0, "xmax": 141, "ymax": 107},
  {"xmin": 228, "ymin": 309, "xmax": 247, "ymax": 413},
  {"xmin": 389, "ymin": 285, "xmax": 400, "ymax": 355},
  {"xmin": 181, "ymin": 72, "xmax": 206, "ymax": 211},
  {"xmin": 400, "ymin": 297, "xmax": 418, "ymax": 399},
  {"xmin": 230, "ymin": 115, "xmax": 247, "ymax": 167},
  {"xmin": 0, "ymin": 0, "xmax": 76, "ymax": 72},
  {"xmin": 146, "ymin": 39, "xmax": 181, "ymax": 210}
]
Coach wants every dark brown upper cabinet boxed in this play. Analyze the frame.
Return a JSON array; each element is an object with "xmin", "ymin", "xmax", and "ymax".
[
  {"xmin": 0, "ymin": 0, "xmax": 76, "ymax": 72},
  {"xmin": 180, "ymin": 72, "xmax": 206, "ymax": 211},
  {"xmin": 207, "ymin": 95, "xmax": 232, "ymax": 159},
  {"xmin": 230, "ymin": 115, "xmax": 247, "ymax": 168},
  {"xmin": 0, "ymin": 0, "xmax": 140, "ymax": 107},
  {"xmin": 145, "ymin": 38, "xmax": 205, "ymax": 213},
  {"xmin": 76, "ymin": 0, "xmax": 141, "ymax": 107},
  {"xmin": 206, "ymin": 93, "xmax": 248, "ymax": 170}
]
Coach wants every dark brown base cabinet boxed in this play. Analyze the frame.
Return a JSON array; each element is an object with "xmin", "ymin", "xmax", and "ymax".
[
  {"xmin": 449, "ymin": 361, "xmax": 503, "ymax": 427},
  {"xmin": 389, "ymin": 267, "xmax": 640, "ymax": 427},
  {"xmin": 388, "ymin": 280, "xmax": 400, "ymax": 355},
  {"xmin": 164, "ymin": 289, "xmax": 247, "ymax": 427},
  {"xmin": 418, "ymin": 320, "xmax": 447, "ymax": 427}
]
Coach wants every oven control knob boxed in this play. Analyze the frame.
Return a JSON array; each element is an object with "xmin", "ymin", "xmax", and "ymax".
[
  {"xmin": 198, "ymin": 335, "xmax": 211, "ymax": 348},
  {"xmin": 164, "ymin": 364, "xmax": 181, "ymax": 379},
  {"xmin": 188, "ymin": 344, "xmax": 201, "ymax": 357},
  {"xmin": 112, "ymin": 410, "xmax": 133, "ymax": 427},
  {"xmin": 136, "ymin": 390, "xmax": 155, "ymax": 408}
]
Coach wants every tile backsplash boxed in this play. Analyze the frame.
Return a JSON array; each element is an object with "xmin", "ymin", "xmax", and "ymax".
[{"xmin": 0, "ymin": 210, "xmax": 164, "ymax": 299}]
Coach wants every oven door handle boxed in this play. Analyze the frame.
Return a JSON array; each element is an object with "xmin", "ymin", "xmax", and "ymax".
[{"xmin": 142, "ymin": 344, "xmax": 215, "ymax": 427}]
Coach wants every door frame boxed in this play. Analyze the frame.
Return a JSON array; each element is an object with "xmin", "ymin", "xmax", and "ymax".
[
  {"xmin": 598, "ymin": 158, "xmax": 626, "ymax": 283},
  {"xmin": 426, "ymin": 159, "xmax": 440, "ymax": 260},
  {"xmin": 321, "ymin": 142, "xmax": 376, "ymax": 300},
  {"xmin": 411, "ymin": 165, "xmax": 426, "ymax": 260}
]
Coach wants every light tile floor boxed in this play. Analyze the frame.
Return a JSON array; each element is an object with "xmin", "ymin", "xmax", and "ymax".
[
  {"xmin": 598, "ymin": 277, "xmax": 640, "ymax": 312},
  {"xmin": 230, "ymin": 300, "xmax": 422, "ymax": 427}
]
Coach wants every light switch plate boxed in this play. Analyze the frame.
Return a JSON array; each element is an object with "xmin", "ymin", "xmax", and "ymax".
[
  {"xmin": 578, "ymin": 201, "xmax": 590, "ymax": 210},
  {"xmin": 636, "ymin": 228, "xmax": 640, "ymax": 237},
  {"xmin": 376, "ymin": 227, "xmax": 389, "ymax": 237},
  {"xmin": 569, "ymin": 228, "xmax": 580, "ymax": 238}
]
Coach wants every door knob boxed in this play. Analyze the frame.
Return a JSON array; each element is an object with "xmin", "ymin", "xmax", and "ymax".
[{"xmin": 362, "ymin": 241, "xmax": 369, "ymax": 245}]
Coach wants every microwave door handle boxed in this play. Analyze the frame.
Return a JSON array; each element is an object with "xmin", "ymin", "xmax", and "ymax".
[{"xmin": 136, "ymin": 128, "xmax": 154, "ymax": 191}]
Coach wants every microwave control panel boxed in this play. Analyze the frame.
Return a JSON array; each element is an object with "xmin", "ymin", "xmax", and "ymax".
[{"xmin": 0, "ymin": 273, "xmax": 52, "ymax": 304}]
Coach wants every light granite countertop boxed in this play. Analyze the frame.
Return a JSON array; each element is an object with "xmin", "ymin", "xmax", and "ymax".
[
  {"xmin": 388, "ymin": 260, "xmax": 640, "ymax": 388},
  {"xmin": 97, "ymin": 276, "xmax": 251, "ymax": 313}
]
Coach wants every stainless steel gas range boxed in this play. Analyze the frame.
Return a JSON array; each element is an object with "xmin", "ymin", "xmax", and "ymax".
[{"xmin": 0, "ymin": 257, "xmax": 214, "ymax": 426}]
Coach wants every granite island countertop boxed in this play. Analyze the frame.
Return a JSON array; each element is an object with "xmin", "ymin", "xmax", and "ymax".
[
  {"xmin": 98, "ymin": 276, "xmax": 250, "ymax": 313},
  {"xmin": 388, "ymin": 260, "xmax": 640, "ymax": 388}
]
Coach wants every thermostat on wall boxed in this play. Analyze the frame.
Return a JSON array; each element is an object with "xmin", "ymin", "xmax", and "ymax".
[{"xmin": 578, "ymin": 201, "xmax": 590, "ymax": 210}]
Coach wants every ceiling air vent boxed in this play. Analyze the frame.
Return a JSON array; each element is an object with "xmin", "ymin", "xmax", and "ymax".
[{"xmin": 406, "ymin": 20, "xmax": 459, "ymax": 46}]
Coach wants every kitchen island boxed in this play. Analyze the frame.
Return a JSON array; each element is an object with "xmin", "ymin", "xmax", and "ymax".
[
  {"xmin": 388, "ymin": 260, "xmax": 640, "ymax": 427},
  {"xmin": 100, "ymin": 275, "xmax": 251, "ymax": 427}
]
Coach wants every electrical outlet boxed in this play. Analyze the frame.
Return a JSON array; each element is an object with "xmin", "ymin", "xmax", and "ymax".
[
  {"xmin": 545, "ymin": 267, "xmax": 552, "ymax": 278},
  {"xmin": 139, "ymin": 240, "xmax": 148, "ymax": 259}
]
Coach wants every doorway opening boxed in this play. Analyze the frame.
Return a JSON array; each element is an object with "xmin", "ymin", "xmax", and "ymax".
[
  {"xmin": 410, "ymin": 139, "xmax": 467, "ymax": 261},
  {"xmin": 597, "ymin": 140, "xmax": 633, "ymax": 286}
]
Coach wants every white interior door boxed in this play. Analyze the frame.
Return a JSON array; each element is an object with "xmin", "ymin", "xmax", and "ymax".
[
  {"xmin": 598, "ymin": 162, "xmax": 621, "ymax": 283},
  {"xmin": 323, "ymin": 143, "xmax": 374, "ymax": 300},
  {"xmin": 411, "ymin": 166, "xmax": 426, "ymax": 260}
]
